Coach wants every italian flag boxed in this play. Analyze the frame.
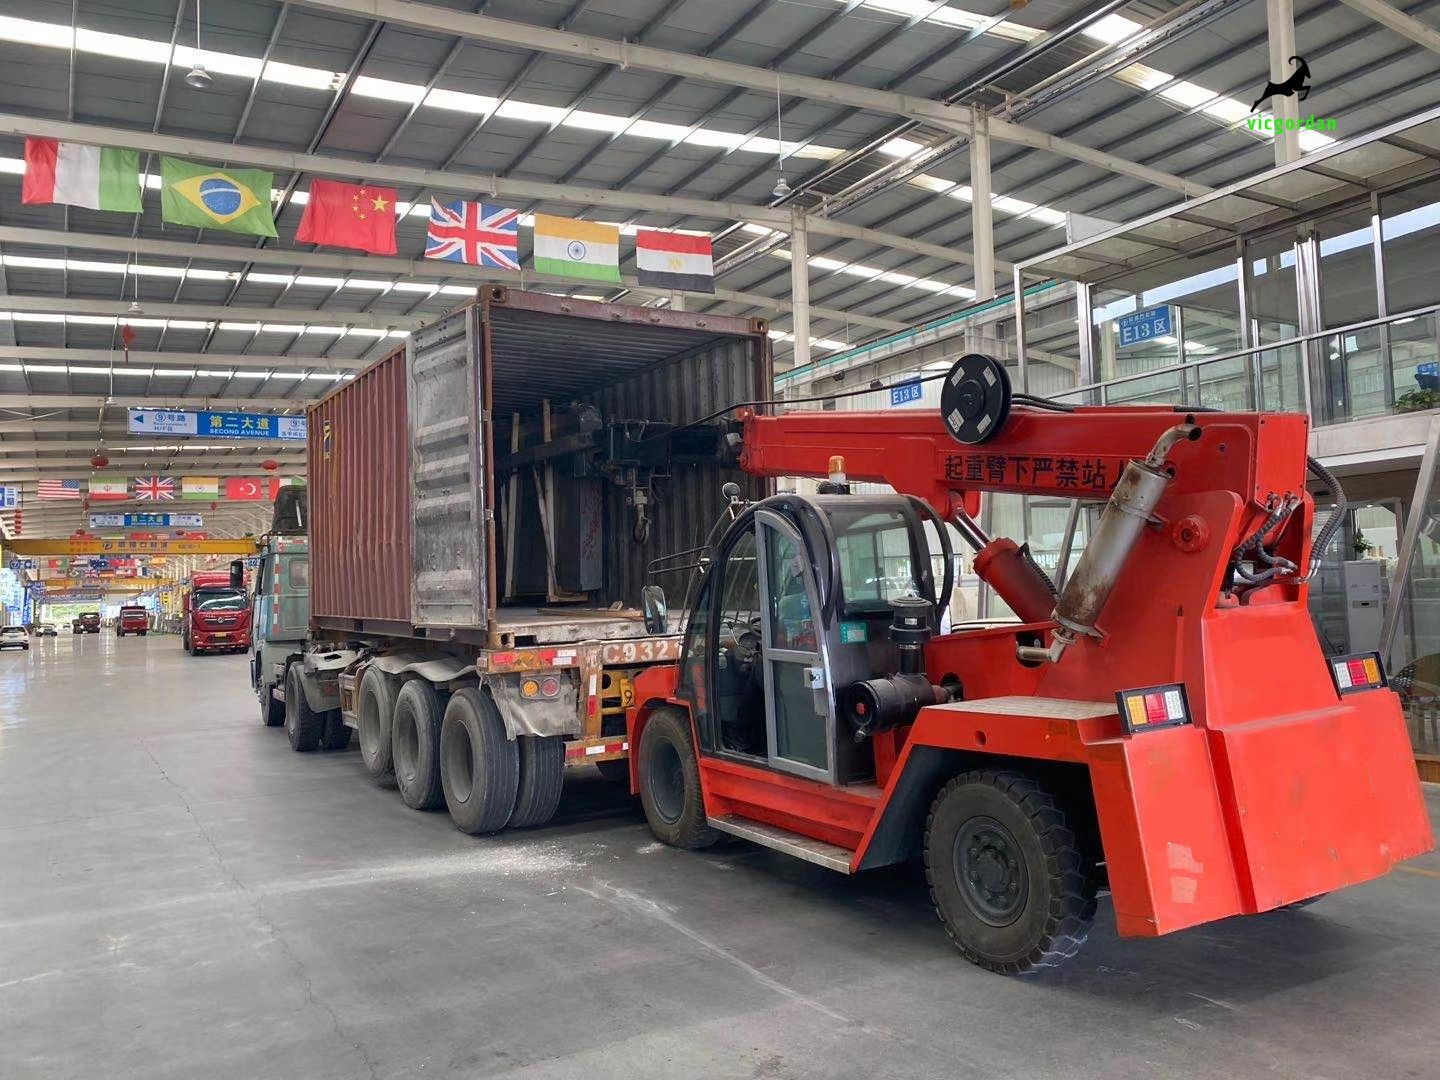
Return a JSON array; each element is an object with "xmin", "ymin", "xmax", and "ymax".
[
  {"xmin": 635, "ymin": 229, "xmax": 715, "ymax": 293},
  {"xmin": 533, "ymin": 214, "xmax": 620, "ymax": 283},
  {"xmin": 89, "ymin": 476, "xmax": 129, "ymax": 501},
  {"xmin": 22, "ymin": 138, "xmax": 143, "ymax": 213}
]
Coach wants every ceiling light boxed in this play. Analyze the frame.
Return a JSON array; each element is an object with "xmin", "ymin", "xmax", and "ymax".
[
  {"xmin": 772, "ymin": 176, "xmax": 792, "ymax": 199},
  {"xmin": 127, "ymin": 299, "xmax": 144, "ymax": 315},
  {"xmin": 185, "ymin": 64, "xmax": 212, "ymax": 90}
]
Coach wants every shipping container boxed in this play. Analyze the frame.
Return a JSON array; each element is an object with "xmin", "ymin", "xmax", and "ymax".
[{"xmin": 295, "ymin": 288, "xmax": 772, "ymax": 834}]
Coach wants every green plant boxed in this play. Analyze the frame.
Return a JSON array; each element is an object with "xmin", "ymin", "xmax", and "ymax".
[
  {"xmin": 1395, "ymin": 387, "xmax": 1440, "ymax": 413},
  {"xmin": 1353, "ymin": 530, "xmax": 1374, "ymax": 558}
]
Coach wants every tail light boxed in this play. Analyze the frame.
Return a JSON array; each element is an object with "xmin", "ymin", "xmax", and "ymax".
[
  {"xmin": 1116, "ymin": 683, "xmax": 1192, "ymax": 735},
  {"xmin": 1329, "ymin": 652, "xmax": 1387, "ymax": 695}
]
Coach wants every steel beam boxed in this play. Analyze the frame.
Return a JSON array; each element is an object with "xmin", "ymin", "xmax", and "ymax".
[
  {"xmin": 0, "ymin": 293, "xmax": 427, "ymax": 330},
  {"xmin": 0, "ymin": 394, "xmax": 308, "ymax": 409},
  {"xmin": 1335, "ymin": 0, "xmax": 1440, "ymax": 54},
  {"xmin": 790, "ymin": 209, "xmax": 811, "ymax": 372},
  {"xmin": 289, "ymin": 0, "xmax": 1206, "ymax": 196},
  {"xmin": 0, "ymin": 226, "xmax": 905, "ymax": 332},
  {"xmin": 970, "ymin": 107, "xmax": 996, "ymax": 302},
  {"xmin": 0, "ymin": 346, "xmax": 367, "ymax": 370}
]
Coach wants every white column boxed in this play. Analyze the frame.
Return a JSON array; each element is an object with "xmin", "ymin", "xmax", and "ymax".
[
  {"xmin": 1265, "ymin": 0, "xmax": 1301, "ymax": 166},
  {"xmin": 970, "ymin": 105, "xmax": 996, "ymax": 301},
  {"xmin": 668, "ymin": 290, "xmax": 684, "ymax": 311},
  {"xmin": 789, "ymin": 207, "xmax": 811, "ymax": 371}
]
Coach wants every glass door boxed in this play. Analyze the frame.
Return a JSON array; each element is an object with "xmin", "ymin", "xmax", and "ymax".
[{"xmin": 756, "ymin": 510, "xmax": 833, "ymax": 782}]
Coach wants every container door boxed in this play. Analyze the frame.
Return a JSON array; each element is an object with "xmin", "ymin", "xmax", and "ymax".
[
  {"xmin": 756, "ymin": 510, "xmax": 834, "ymax": 782},
  {"xmin": 408, "ymin": 307, "xmax": 487, "ymax": 629}
]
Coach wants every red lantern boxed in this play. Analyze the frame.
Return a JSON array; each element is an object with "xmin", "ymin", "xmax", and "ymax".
[
  {"xmin": 210, "ymin": 501, "xmax": 218, "ymax": 511},
  {"xmin": 261, "ymin": 458, "xmax": 279, "ymax": 472},
  {"xmin": 90, "ymin": 454, "xmax": 109, "ymax": 468}
]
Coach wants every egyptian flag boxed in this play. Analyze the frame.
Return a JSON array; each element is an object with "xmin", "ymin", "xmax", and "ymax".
[{"xmin": 635, "ymin": 230, "xmax": 714, "ymax": 294}]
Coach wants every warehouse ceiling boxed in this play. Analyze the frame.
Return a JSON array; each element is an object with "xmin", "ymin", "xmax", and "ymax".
[{"xmin": 1, "ymin": 0, "xmax": 1439, "ymax": 535}]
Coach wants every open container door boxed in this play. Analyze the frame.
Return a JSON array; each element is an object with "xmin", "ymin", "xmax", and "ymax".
[{"xmin": 408, "ymin": 306, "xmax": 487, "ymax": 632}]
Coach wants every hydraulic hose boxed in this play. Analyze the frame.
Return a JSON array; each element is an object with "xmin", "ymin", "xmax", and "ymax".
[{"xmin": 1306, "ymin": 455, "xmax": 1348, "ymax": 573}]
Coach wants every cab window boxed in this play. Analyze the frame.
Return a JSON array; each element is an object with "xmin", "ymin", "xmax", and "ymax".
[{"xmin": 831, "ymin": 507, "xmax": 922, "ymax": 614}]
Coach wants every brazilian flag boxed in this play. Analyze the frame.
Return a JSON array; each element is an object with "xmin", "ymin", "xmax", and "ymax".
[{"xmin": 160, "ymin": 157, "xmax": 277, "ymax": 237}]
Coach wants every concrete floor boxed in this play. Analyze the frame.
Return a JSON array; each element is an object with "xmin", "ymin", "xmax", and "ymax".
[{"xmin": 2, "ymin": 633, "xmax": 1438, "ymax": 1080}]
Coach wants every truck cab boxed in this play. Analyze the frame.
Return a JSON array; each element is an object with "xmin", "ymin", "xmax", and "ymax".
[
  {"xmin": 72, "ymin": 612, "xmax": 101, "ymax": 634},
  {"xmin": 248, "ymin": 487, "xmax": 311, "ymax": 726},
  {"xmin": 116, "ymin": 606, "xmax": 149, "ymax": 637},
  {"xmin": 183, "ymin": 572, "xmax": 251, "ymax": 655}
]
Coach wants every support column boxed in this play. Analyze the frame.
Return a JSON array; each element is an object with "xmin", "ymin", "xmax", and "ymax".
[
  {"xmin": 789, "ymin": 208, "xmax": 811, "ymax": 371},
  {"xmin": 668, "ymin": 290, "xmax": 684, "ymax": 311},
  {"xmin": 970, "ymin": 106, "xmax": 996, "ymax": 301},
  {"xmin": 1265, "ymin": 0, "xmax": 1302, "ymax": 165}
]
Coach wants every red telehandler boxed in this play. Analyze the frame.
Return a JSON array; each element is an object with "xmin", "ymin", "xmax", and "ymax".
[{"xmin": 625, "ymin": 355, "xmax": 1434, "ymax": 974}]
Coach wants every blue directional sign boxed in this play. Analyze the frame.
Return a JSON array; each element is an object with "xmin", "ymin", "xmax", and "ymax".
[
  {"xmin": 0, "ymin": 485, "xmax": 19, "ymax": 509},
  {"xmin": 1117, "ymin": 305, "xmax": 1173, "ymax": 347},
  {"xmin": 889, "ymin": 378, "xmax": 924, "ymax": 407},
  {"xmin": 89, "ymin": 512, "xmax": 204, "ymax": 529},
  {"xmin": 129, "ymin": 408, "xmax": 306, "ymax": 441}
]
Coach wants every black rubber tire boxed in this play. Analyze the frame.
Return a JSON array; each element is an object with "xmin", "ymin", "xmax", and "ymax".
[
  {"xmin": 321, "ymin": 710, "xmax": 352, "ymax": 750},
  {"xmin": 139, "ymin": 630, "xmax": 147, "ymax": 637},
  {"xmin": 594, "ymin": 758, "xmax": 631, "ymax": 786},
  {"xmin": 285, "ymin": 662, "xmax": 326, "ymax": 753},
  {"xmin": 260, "ymin": 682, "xmax": 285, "ymax": 727},
  {"xmin": 439, "ymin": 687, "xmax": 519, "ymax": 835},
  {"xmin": 509, "ymin": 736, "xmax": 564, "ymax": 827},
  {"xmin": 393, "ymin": 680, "xmax": 446, "ymax": 810},
  {"xmin": 925, "ymin": 770, "xmax": 1097, "ymax": 975},
  {"xmin": 637, "ymin": 707, "xmax": 717, "ymax": 850},
  {"xmin": 357, "ymin": 665, "xmax": 398, "ymax": 785}
]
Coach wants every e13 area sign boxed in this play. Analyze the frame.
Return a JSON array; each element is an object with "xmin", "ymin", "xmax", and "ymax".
[{"xmin": 1116, "ymin": 306, "xmax": 1173, "ymax": 347}]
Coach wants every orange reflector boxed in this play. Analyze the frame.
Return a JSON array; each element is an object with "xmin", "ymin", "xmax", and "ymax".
[
  {"xmin": 520, "ymin": 678, "xmax": 540, "ymax": 698},
  {"xmin": 1329, "ymin": 651, "xmax": 1387, "ymax": 695},
  {"xmin": 1115, "ymin": 683, "xmax": 1191, "ymax": 735}
]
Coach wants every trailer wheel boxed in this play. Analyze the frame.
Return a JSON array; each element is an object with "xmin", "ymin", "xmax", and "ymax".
[
  {"xmin": 925, "ymin": 770, "xmax": 1096, "ymax": 975},
  {"xmin": 509, "ymin": 736, "xmax": 564, "ymax": 827},
  {"xmin": 440, "ymin": 688, "xmax": 519, "ymax": 835},
  {"xmin": 321, "ymin": 710, "xmax": 352, "ymax": 751},
  {"xmin": 637, "ymin": 707, "xmax": 717, "ymax": 850},
  {"xmin": 285, "ymin": 663, "xmax": 326, "ymax": 752},
  {"xmin": 357, "ymin": 665, "xmax": 397, "ymax": 785},
  {"xmin": 259, "ymin": 682, "xmax": 285, "ymax": 727},
  {"xmin": 392, "ymin": 679, "xmax": 446, "ymax": 810}
]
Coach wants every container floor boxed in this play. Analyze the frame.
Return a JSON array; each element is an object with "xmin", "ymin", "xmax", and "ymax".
[{"xmin": 2, "ymin": 632, "xmax": 1439, "ymax": 1079}]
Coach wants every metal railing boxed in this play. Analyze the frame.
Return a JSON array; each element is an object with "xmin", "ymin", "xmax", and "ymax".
[{"xmin": 1037, "ymin": 301, "xmax": 1440, "ymax": 423}]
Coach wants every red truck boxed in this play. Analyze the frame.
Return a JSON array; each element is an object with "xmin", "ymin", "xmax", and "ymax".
[
  {"xmin": 182, "ymin": 569, "xmax": 251, "ymax": 655},
  {"xmin": 116, "ymin": 606, "xmax": 150, "ymax": 637}
]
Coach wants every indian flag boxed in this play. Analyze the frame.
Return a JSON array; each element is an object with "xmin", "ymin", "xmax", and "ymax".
[
  {"xmin": 181, "ymin": 476, "xmax": 220, "ymax": 500},
  {"xmin": 533, "ymin": 215, "xmax": 620, "ymax": 283},
  {"xmin": 89, "ymin": 476, "xmax": 129, "ymax": 501},
  {"xmin": 21, "ymin": 138, "xmax": 142, "ymax": 213}
]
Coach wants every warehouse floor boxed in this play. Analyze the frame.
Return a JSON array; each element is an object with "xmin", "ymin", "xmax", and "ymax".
[{"xmin": 2, "ymin": 635, "xmax": 1438, "ymax": 1080}]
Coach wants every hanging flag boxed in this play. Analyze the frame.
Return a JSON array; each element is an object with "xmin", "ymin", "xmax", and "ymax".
[
  {"xmin": 134, "ymin": 476, "xmax": 176, "ymax": 501},
  {"xmin": 225, "ymin": 477, "xmax": 265, "ymax": 501},
  {"xmin": 160, "ymin": 157, "xmax": 277, "ymax": 237},
  {"xmin": 37, "ymin": 479, "xmax": 82, "ymax": 500},
  {"xmin": 635, "ymin": 230, "xmax": 715, "ymax": 294},
  {"xmin": 181, "ymin": 476, "xmax": 220, "ymax": 500},
  {"xmin": 89, "ymin": 476, "xmax": 129, "ymax": 501},
  {"xmin": 532, "ymin": 214, "xmax": 620, "ymax": 283},
  {"xmin": 425, "ymin": 199, "xmax": 519, "ymax": 269},
  {"xmin": 295, "ymin": 179, "xmax": 397, "ymax": 255},
  {"xmin": 22, "ymin": 138, "xmax": 142, "ymax": 213}
]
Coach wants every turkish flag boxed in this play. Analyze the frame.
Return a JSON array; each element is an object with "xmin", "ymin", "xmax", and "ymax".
[
  {"xmin": 225, "ymin": 477, "xmax": 264, "ymax": 501},
  {"xmin": 295, "ymin": 178, "xmax": 398, "ymax": 254}
]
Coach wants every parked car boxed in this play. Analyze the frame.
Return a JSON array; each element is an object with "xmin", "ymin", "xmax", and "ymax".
[
  {"xmin": 0, "ymin": 625, "xmax": 30, "ymax": 651},
  {"xmin": 34, "ymin": 623, "xmax": 58, "ymax": 637},
  {"xmin": 116, "ymin": 606, "xmax": 150, "ymax": 637}
]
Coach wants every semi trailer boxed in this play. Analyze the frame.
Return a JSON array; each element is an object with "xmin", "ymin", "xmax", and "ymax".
[{"xmin": 285, "ymin": 288, "xmax": 771, "ymax": 832}]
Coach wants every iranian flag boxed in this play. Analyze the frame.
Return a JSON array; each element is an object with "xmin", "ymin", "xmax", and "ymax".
[
  {"xmin": 532, "ymin": 214, "xmax": 620, "ymax": 283},
  {"xmin": 635, "ymin": 230, "xmax": 715, "ymax": 293},
  {"xmin": 89, "ymin": 476, "xmax": 129, "ymax": 501},
  {"xmin": 22, "ymin": 138, "xmax": 143, "ymax": 213}
]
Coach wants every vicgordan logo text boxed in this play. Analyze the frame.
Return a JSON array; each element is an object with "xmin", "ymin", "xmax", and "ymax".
[{"xmin": 1247, "ymin": 55, "xmax": 1335, "ymax": 133}]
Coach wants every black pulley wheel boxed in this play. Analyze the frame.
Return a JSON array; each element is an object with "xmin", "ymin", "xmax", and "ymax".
[{"xmin": 940, "ymin": 353, "xmax": 1011, "ymax": 445}]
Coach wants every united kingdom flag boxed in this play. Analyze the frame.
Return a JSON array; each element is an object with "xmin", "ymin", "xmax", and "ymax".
[
  {"xmin": 425, "ymin": 198, "xmax": 520, "ymax": 269},
  {"xmin": 134, "ymin": 476, "xmax": 175, "ymax": 501}
]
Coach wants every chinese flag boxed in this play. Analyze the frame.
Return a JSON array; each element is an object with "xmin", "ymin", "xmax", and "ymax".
[
  {"xmin": 295, "ymin": 178, "xmax": 397, "ymax": 254},
  {"xmin": 225, "ymin": 477, "xmax": 265, "ymax": 501}
]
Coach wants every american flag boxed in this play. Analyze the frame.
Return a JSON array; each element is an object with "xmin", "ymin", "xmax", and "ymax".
[
  {"xmin": 37, "ymin": 479, "xmax": 81, "ymax": 500},
  {"xmin": 425, "ymin": 198, "xmax": 519, "ymax": 269},
  {"xmin": 134, "ymin": 476, "xmax": 175, "ymax": 501}
]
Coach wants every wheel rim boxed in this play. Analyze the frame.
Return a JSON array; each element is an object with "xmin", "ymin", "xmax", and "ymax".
[
  {"xmin": 955, "ymin": 816, "xmax": 1028, "ymax": 927},
  {"xmin": 444, "ymin": 722, "xmax": 474, "ymax": 803},
  {"xmin": 394, "ymin": 708, "xmax": 417, "ymax": 783},
  {"xmin": 646, "ymin": 737, "xmax": 686, "ymax": 825}
]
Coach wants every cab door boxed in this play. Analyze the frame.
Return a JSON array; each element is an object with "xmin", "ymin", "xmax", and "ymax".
[{"xmin": 756, "ymin": 510, "xmax": 834, "ymax": 782}]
